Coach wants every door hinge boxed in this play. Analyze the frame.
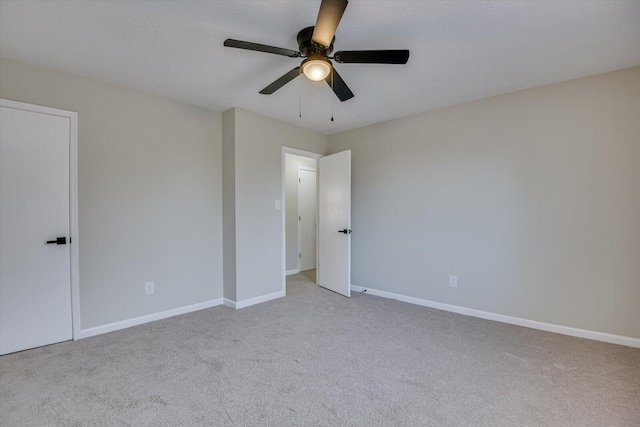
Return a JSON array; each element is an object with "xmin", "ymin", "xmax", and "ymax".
[
  {"xmin": 299, "ymin": 215, "xmax": 301, "ymax": 221},
  {"xmin": 299, "ymin": 253, "xmax": 301, "ymax": 258},
  {"xmin": 299, "ymin": 178, "xmax": 301, "ymax": 183}
]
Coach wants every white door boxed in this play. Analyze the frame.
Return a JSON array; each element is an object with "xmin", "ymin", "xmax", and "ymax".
[
  {"xmin": 318, "ymin": 150, "xmax": 351, "ymax": 297},
  {"xmin": 0, "ymin": 105, "xmax": 73, "ymax": 355},
  {"xmin": 298, "ymin": 168, "xmax": 316, "ymax": 271}
]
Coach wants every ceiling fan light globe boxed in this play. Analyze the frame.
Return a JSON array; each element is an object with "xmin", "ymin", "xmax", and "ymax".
[{"xmin": 302, "ymin": 59, "xmax": 331, "ymax": 81}]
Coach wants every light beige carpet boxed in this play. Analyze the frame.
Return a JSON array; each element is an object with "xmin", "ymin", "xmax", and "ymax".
[{"xmin": 1, "ymin": 271, "xmax": 639, "ymax": 426}]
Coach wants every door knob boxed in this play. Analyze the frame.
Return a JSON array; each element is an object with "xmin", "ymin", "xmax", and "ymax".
[
  {"xmin": 46, "ymin": 237, "xmax": 67, "ymax": 245},
  {"xmin": 338, "ymin": 229, "xmax": 352, "ymax": 234}
]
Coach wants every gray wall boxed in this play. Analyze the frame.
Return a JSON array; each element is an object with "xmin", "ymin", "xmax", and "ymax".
[
  {"xmin": 285, "ymin": 155, "xmax": 317, "ymax": 272},
  {"xmin": 231, "ymin": 108, "xmax": 327, "ymax": 302},
  {"xmin": 0, "ymin": 58, "xmax": 223, "ymax": 329},
  {"xmin": 329, "ymin": 66, "xmax": 640, "ymax": 338}
]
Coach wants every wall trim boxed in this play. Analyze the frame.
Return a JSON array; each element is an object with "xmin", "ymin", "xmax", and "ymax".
[
  {"xmin": 351, "ymin": 285, "xmax": 640, "ymax": 348},
  {"xmin": 223, "ymin": 298, "xmax": 236, "ymax": 309},
  {"xmin": 77, "ymin": 298, "xmax": 224, "ymax": 339},
  {"xmin": 286, "ymin": 269, "xmax": 300, "ymax": 276},
  {"xmin": 233, "ymin": 290, "xmax": 285, "ymax": 310}
]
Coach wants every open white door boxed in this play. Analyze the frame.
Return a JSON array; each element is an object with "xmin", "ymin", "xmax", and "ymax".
[{"xmin": 318, "ymin": 150, "xmax": 351, "ymax": 297}]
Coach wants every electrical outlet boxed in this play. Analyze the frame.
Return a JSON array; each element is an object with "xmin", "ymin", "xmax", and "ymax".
[
  {"xmin": 449, "ymin": 276, "xmax": 458, "ymax": 288},
  {"xmin": 145, "ymin": 281, "xmax": 155, "ymax": 295}
]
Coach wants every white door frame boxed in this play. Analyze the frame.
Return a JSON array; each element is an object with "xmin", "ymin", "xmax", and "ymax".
[
  {"xmin": 1, "ymin": 99, "xmax": 81, "ymax": 340},
  {"xmin": 297, "ymin": 166, "xmax": 316, "ymax": 272},
  {"xmin": 281, "ymin": 147, "xmax": 322, "ymax": 295}
]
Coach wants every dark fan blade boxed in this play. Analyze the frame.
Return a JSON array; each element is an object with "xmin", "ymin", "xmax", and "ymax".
[
  {"xmin": 325, "ymin": 68, "xmax": 354, "ymax": 102},
  {"xmin": 259, "ymin": 67, "xmax": 301, "ymax": 95},
  {"xmin": 334, "ymin": 50, "xmax": 410, "ymax": 64},
  {"xmin": 312, "ymin": 0, "xmax": 348, "ymax": 48},
  {"xmin": 224, "ymin": 39, "xmax": 300, "ymax": 58}
]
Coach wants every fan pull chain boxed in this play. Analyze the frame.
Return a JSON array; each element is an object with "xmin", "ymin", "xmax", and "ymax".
[
  {"xmin": 330, "ymin": 69, "xmax": 334, "ymax": 122},
  {"xmin": 299, "ymin": 67, "xmax": 302, "ymax": 118}
]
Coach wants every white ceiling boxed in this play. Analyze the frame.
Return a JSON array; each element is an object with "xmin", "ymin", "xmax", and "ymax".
[{"xmin": 1, "ymin": 1, "xmax": 639, "ymax": 135}]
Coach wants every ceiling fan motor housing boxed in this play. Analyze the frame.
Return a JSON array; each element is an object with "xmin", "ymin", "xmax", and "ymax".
[{"xmin": 297, "ymin": 26, "xmax": 334, "ymax": 57}]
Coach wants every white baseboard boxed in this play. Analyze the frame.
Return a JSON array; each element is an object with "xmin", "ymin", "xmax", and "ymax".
[
  {"xmin": 286, "ymin": 269, "xmax": 300, "ymax": 276},
  {"xmin": 351, "ymin": 285, "xmax": 640, "ymax": 348},
  {"xmin": 229, "ymin": 290, "xmax": 285, "ymax": 310},
  {"xmin": 76, "ymin": 298, "xmax": 224, "ymax": 340}
]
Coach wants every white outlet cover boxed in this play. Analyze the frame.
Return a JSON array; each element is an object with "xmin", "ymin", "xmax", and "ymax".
[
  {"xmin": 449, "ymin": 276, "xmax": 458, "ymax": 288},
  {"xmin": 145, "ymin": 281, "xmax": 154, "ymax": 295}
]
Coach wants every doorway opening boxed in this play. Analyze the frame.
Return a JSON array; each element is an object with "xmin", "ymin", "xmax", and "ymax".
[
  {"xmin": 281, "ymin": 147, "xmax": 351, "ymax": 298},
  {"xmin": 281, "ymin": 147, "xmax": 322, "ymax": 295}
]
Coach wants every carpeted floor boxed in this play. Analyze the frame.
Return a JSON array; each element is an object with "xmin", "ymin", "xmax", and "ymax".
[{"xmin": 1, "ymin": 271, "xmax": 639, "ymax": 426}]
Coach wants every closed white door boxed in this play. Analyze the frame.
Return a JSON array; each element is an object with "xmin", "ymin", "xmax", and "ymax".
[
  {"xmin": 0, "ymin": 105, "xmax": 73, "ymax": 355},
  {"xmin": 298, "ymin": 168, "xmax": 316, "ymax": 271},
  {"xmin": 318, "ymin": 150, "xmax": 351, "ymax": 297}
]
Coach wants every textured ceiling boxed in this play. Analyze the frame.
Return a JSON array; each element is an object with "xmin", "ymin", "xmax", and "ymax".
[{"xmin": 1, "ymin": 1, "xmax": 639, "ymax": 135}]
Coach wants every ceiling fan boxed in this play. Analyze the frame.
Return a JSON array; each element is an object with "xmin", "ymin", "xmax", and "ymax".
[{"xmin": 223, "ymin": 0, "xmax": 410, "ymax": 102}]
